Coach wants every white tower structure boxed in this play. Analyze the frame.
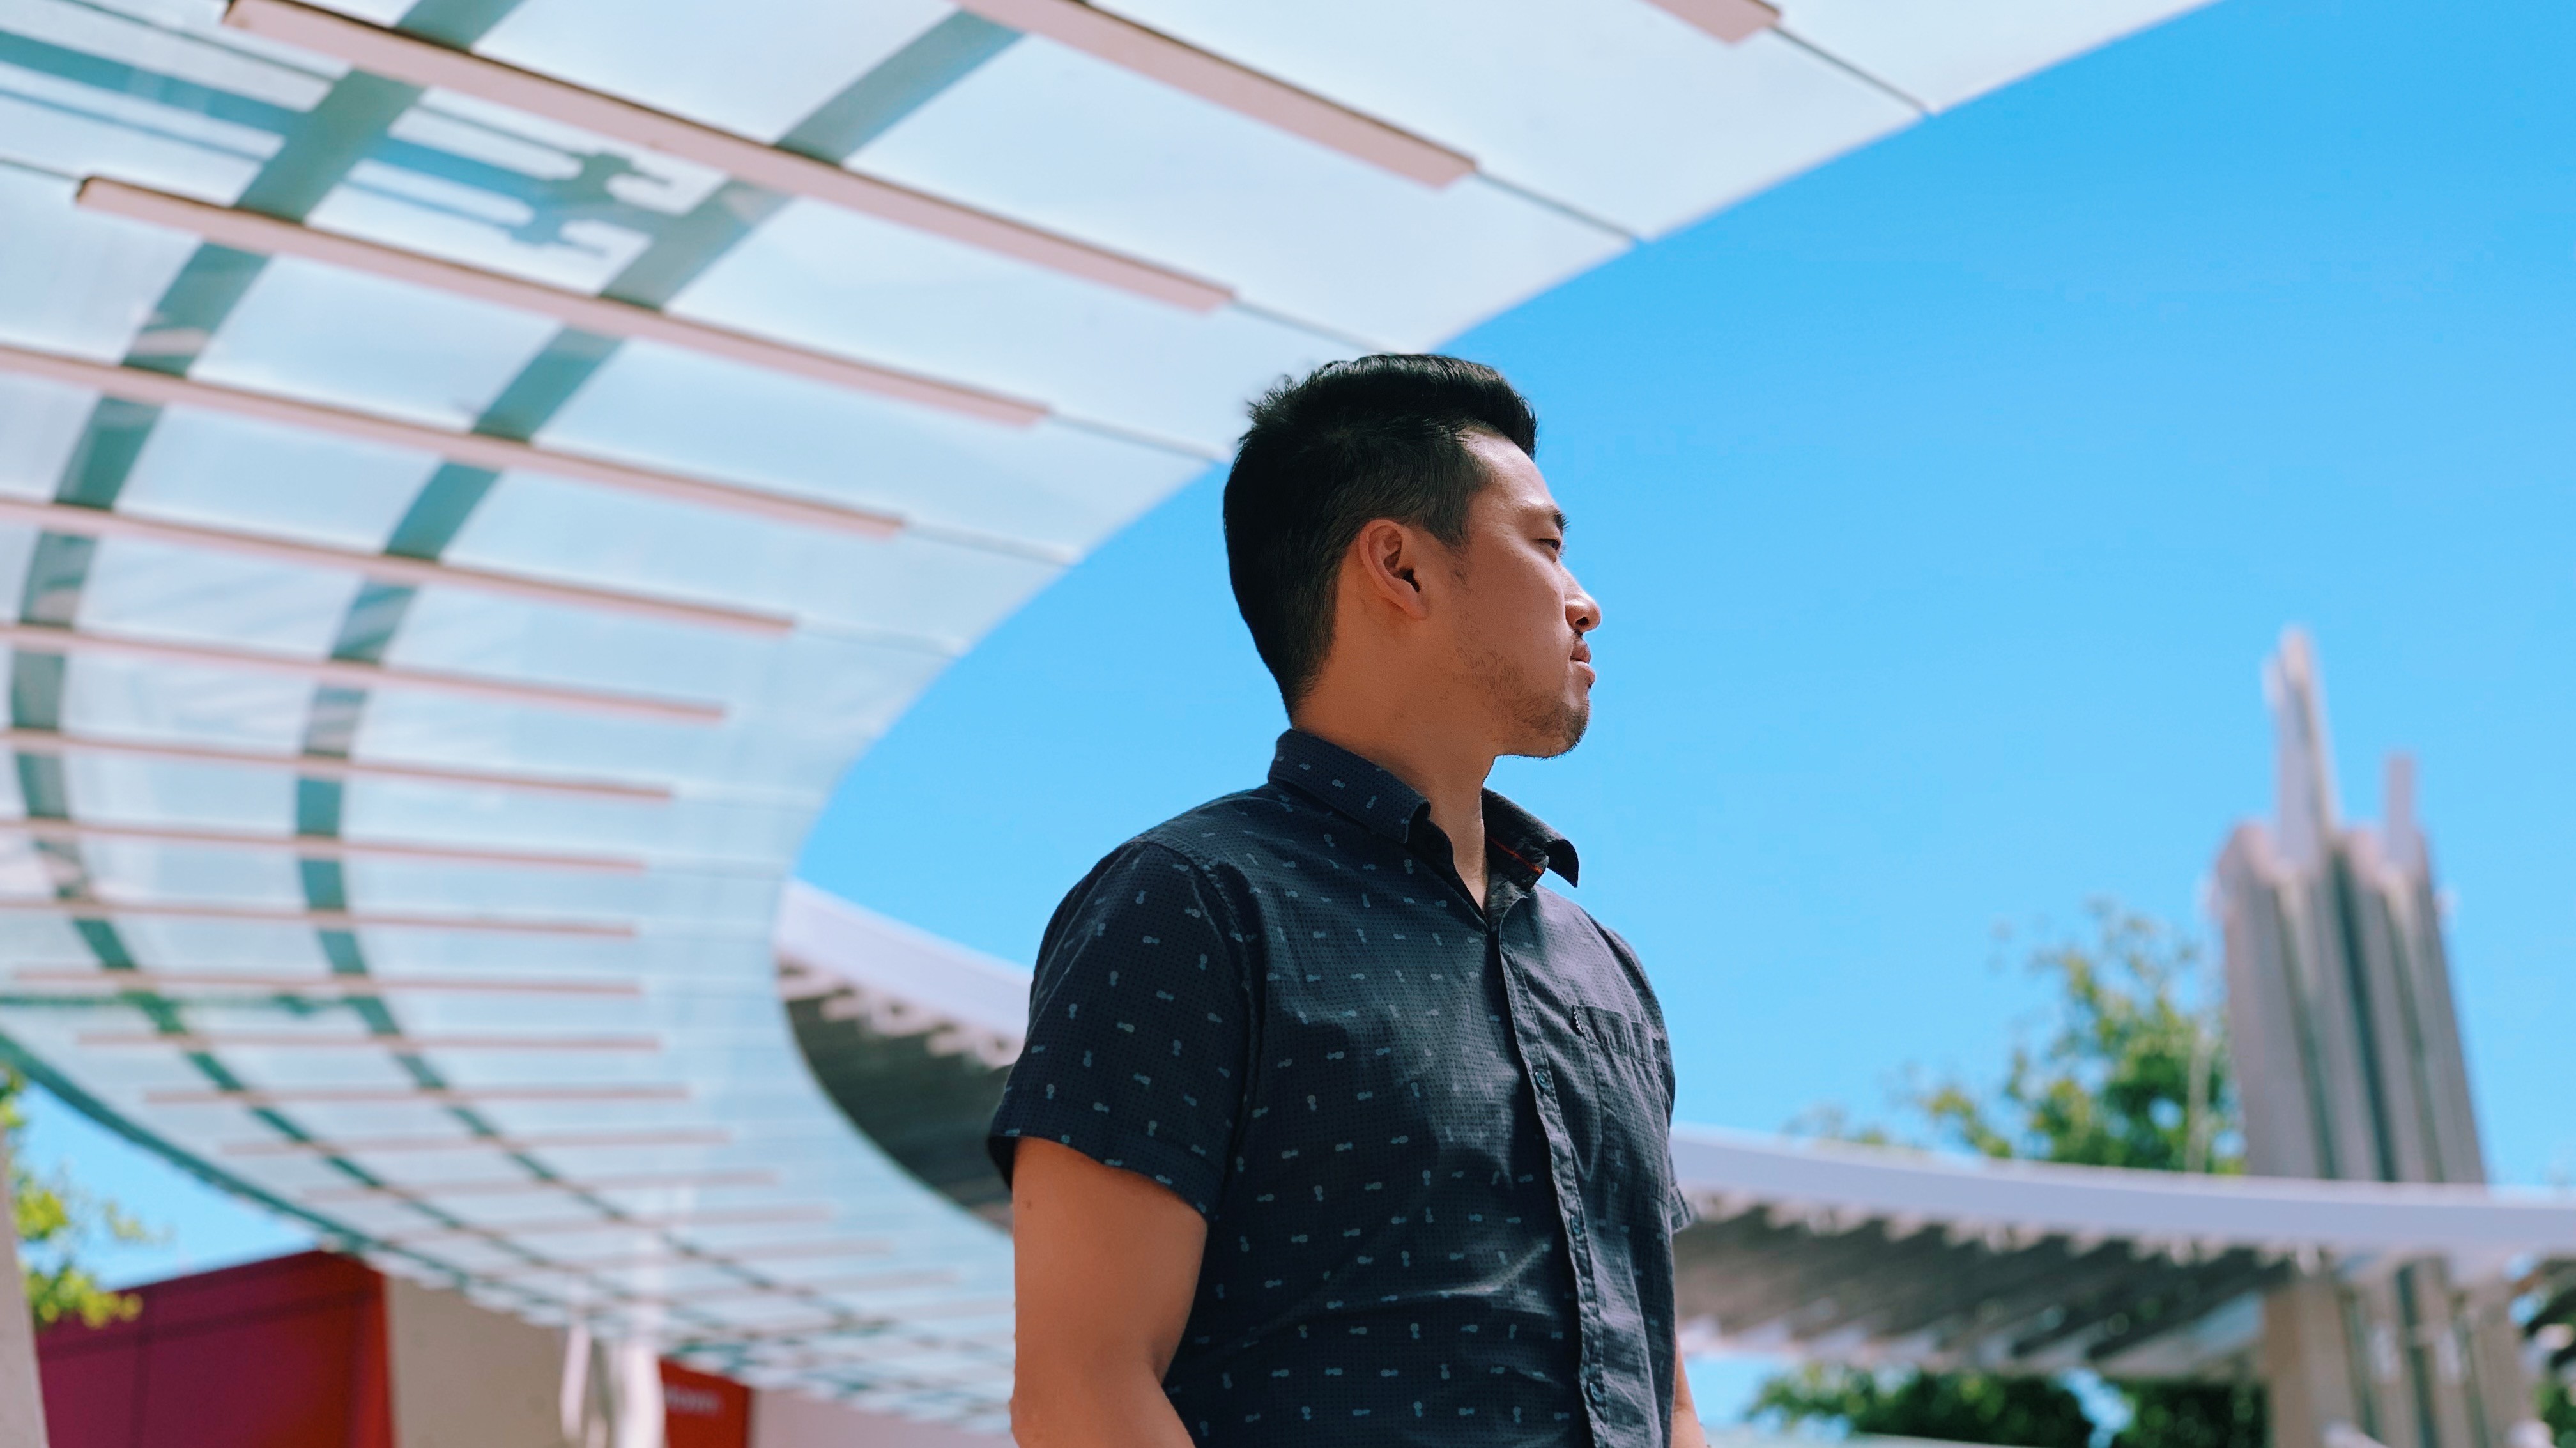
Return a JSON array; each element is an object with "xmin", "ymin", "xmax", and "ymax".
[{"xmin": 2213, "ymin": 630, "xmax": 2531, "ymax": 1448}]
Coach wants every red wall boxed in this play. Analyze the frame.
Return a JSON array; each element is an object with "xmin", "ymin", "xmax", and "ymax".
[
  {"xmin": 662, "ymin": 1359, "xmax": 754, "ymax": 1448},
  {"xmin": 36, "ymin": 1249, "xmax": 755, "ymax": 1448},
  {"xmin": 37, "ymin": 1251, "xmax": 392, "ymax": 1448}
]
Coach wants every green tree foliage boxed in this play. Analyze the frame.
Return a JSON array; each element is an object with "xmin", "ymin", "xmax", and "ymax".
[
  {"xmin": 2113, "ymin": 1382, "xmax": 2264, "ymax": 1448},
  {"xmin": 2540, "ymin": 1381, "xmax": 2575, "ymax": 1448},
  {"xmin": 1749, "ymin": 904, "xmax": 2258, "ymax": 1448},
  {"xmin": 1907, "ymin": 905, "xmax": 2240, "ymax": 1176},
  {"xmin": 1751, "ymin": 1363, "xmax": 2095, "ymax": 1448},
  {"xmin": 4, "ymin": 1067, "xmax": 155, "ymax": 1329}
]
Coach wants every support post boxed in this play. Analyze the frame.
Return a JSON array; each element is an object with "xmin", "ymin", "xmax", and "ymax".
[{"xmin": 0, "ymin": 1128, "xmax": 52, "ymax": 1448}]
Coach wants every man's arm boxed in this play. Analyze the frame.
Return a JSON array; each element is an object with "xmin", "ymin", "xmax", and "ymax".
[
  {"xmin": 1010, "ymin": 1139, "xmax": 1206, "ymax": 1448},
  {"xmin": 1672, "ymin": 1332, "xmax": 1710, "ymax": 1448}
]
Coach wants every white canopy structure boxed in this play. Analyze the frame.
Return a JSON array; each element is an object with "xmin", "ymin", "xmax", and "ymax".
[
  {"xmin": 0, "ymin": 0, "xmax": 2246, "ymax": 1428},
  {"xmin": 778, "ymin": 888, "xmax": 2576, "ymax": 1398}
]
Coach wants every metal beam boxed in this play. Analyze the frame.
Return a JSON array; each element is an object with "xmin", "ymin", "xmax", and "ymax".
[
  {"xmin": 1864, "ymin": 1238, "xmax": 2103, "ymax": 1342},
  {"xmin": 379, "ymin": 1205, "xmax": 830, "ymax": 1244},
  {"xmin": 10, "ymin": 968, "xmax": 639, "ymax": 996},
  {"xmin": 1764, "ymin": 1231, "xmax": 2015, "ymax": 1341},
  {"xmin": 147, "ymin": 1083, "xmax": 686, "ymax": 1105},
  {"xmin": 0, "ymin": 1127, "xmax": 50, "ymax": 1448},
  {"xmin": 5, "ymin": 897, "xmax": 633, "ymax": 936},
  {"xmin": 1689, "ymin": 1218, "xmax": 1968, "ymax": 1340},
  {"xmin": 636, "ymin": 1268, "xmax": 961, "ymax": 1303},
  {"xmin": 0, "ymin": 818, "xmax": 643, "ymax": 873},
  {"xmin": 305, "ymin": 1168, "xmax": 774, "ymax": 1202},
  {"xmin": 2080, "ymin": 1256, "xmax": 2289, "ymax": 1366},
  {"xmin": 0, "ymin": 341, "xmax": 903, "ymax": 539},
  {"xmin": 0, "ymin": 727, "xmax": 670, "ymax": 802},
  {"xmin": 0, "ymin": 620, "xmax": 724, "ymax": 725},
  {"xmin": 220, "ymin": 1127, "xmax": 728, "ymax": 1156},
  {"xmin": 0, "ymin": 493, "xmax": 789, "ymax": 638},
  {"xmin": 1641, "ymin": 0, "xmax": 1780, "ymax": 44},
  {"xmin": 949, "ymin": 0, "xmax": 1473, "ymax": 186},
  {"xmin": 77, "ymin": 178, "xmax": 1049, "ymax": 427},
  {"xmin": 81, "ymin": 1030, "xmax": 656, "ymax": 1050},
  {"xmin": 222, "ymin": 0, "xmax": 1230, "ymax": 312},
  {"xmin": 487, "ymin": 1239, "xmax": 896, "ymax": 1274}
]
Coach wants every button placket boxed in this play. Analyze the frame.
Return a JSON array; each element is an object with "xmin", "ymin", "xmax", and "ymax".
[{"xmin": 1494, "ymin": 904, "xmax": 1612, "ymax": 1445}]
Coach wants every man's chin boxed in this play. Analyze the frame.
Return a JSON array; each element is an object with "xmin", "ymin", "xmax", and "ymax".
[{"xmin": 1507, "ymin": 698, "xmax": 1590, "ymax": 760}]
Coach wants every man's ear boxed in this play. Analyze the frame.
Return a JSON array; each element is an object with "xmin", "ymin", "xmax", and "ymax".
[{"xmin": 1350, "ymin": 519, "xmax": 1434, "ymax": 620}]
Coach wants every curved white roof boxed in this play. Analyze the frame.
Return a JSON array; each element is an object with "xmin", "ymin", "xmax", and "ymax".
[{"xmin": 0, "ymin": 0, "xmax": 2219, "ymax": 1426}]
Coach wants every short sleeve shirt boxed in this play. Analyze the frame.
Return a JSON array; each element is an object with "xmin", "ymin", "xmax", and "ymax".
[{"xmin": 990, "ymin": 730, "xmax": 1689, "ymax": 1446}]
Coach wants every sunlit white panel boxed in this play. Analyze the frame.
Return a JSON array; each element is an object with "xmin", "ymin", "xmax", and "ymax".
[
  {"xmin": 372, "ymin": 581, "xmax": 772, "ymax": 706},
  {"xmin": 0, "ymin": 72, "xmax": 272, "ymax": 204},
  {"xmin": 0, "ymin": 168, "xmax": 200, "ymax": 360},
  {"xmin": 286, "ymin": 0, "xmax": 406, "ymax": 24},
  {"xmin": 328, "ymin": 861, "xmax": 647, "ymax": 920},
  {"xmin": 120, "ymin": 406, "xmax": 442, "ymax": 550},
  {"xmin": 312, "ymin": 163, "xmax": 645, "ymax": 298},
  {"xmin": 76, "ymin": 836, "xmax": 307, "ymax": 901},
  {"xmin": 337, "ymin": 866, "xmax": 771, "ymax": 932},
  {"xmin": 443, "ymin": 468, "xmax": 1064, "ymax": 648},
  {"xmin": 1095, "ymin": 0, "xmax": 1919, "ymax": 238},
  {"xmin": 103, "ymin": 916, "xmax": 326, "ymax": 964},
  {"xmin": 527, "ymin": 341, "xmax": 1207, "ymax": 552},
  {"xmin": 0, "ymin": 376, "xmax": 100, "ymax": 500},
  {"xmin": 396, "ymin": 90, "xmax": 733, "ymax": 218},
  {"xmin": 59, "ymin": 652, "xmax": 332, "ymax": 747},
  {"xmin": 348, "ymin": 647, "xmax": 937, "ymax": 796},
  {"xmin": 77, "ymin": 536, "xmax": 365, "ymax": 655},
  {"xmin": 1779, "ymin": 0, "xmax": 2218, "ymax": 113},
  {"xmin": 4, "ymin": 0, "xmax": 335, "ymax": 111},
  {"xmin": 58, "ymin": 746, "xmax": 296, "ymax": 829},
  {"xmin": 670, "ymin": 201, "xmax": 1349, "ymax": 453},
  {"xmin": 334, "ymin": 789, "xmax": 804, "ymax": 874},
  {"xmin": 475, "ymin": 0, "xmax": 954, "ymax": 146},
  {"xmin": 857, "ymin": 38, "xmax": 1629, "ymax": 347},
  {"xmin": 190, "ymin": 254, "xmax": 563, "ymax": 429},
  {"xmin": 0, "ymin": 524, "xmax": 38, "ymax": 605},
  {"xmin": 300, "ymin": 94, "xmax": 732, "ymax": 298},
  {"xmin": 0, "ymin": 843, "xmax": 60, "ymax": 899}
]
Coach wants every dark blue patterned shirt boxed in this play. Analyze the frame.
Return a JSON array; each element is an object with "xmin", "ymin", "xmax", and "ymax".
[{"xmin": 991, "ymin": 730, "xmax": 1689, "ymax": 1446}]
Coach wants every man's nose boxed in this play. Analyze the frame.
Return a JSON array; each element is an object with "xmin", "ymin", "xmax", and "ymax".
[{"xmin": 1567, "ymin": 577, "xmax": 1602, "ymax": 635}]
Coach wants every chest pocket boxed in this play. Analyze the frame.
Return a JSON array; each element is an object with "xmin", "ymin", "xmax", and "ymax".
[
  {"xmin": 1573, "ymin": 1005, "xmax": 1667, "ymax": 1090},
  {"xmin": 1567, "ymin": 1004, "xmax": 1675, "ymax": 1194}
]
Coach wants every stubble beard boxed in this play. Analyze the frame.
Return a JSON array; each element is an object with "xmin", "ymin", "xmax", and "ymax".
[{"xmin": 1465, "ymin": 645, "xmax": 1590, "ymax": 759}]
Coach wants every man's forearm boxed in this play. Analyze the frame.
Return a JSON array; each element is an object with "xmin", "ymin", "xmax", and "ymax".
[
  {"xmin": 1011, "ymin": 1140, "xmax": 1206, "ymax": 1448},
  {"xmin": 1671, "ymin": 1329, "xmax": 1710, "ymax": 1448},
  {"xmin": 1011, "ymin": 1366, "xmax": 1196, "ymax": 1448}
]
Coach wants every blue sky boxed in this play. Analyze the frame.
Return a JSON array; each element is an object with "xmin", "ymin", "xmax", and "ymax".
[
  {"xmin": 31, "ymin": 0, "xmax": 2576, "ymax": 1412},
  {"xmin": 806, "ymin": 0, "xmax": 2576, "ymax": 1183}
]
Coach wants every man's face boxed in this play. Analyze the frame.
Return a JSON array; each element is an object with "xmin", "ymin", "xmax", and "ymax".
[{"xmin": 1442, "ymin": 431, "xmax": 1601, "ymax": 758}]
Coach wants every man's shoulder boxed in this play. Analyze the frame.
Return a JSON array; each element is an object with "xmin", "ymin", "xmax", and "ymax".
[
  {"xmin": 1117, "ymin": 782, "xmax": 1315, "ymax": 874},
  {"xmin": 1034, "ymin": 784, "xmax": 1303, "ymax": 967},
  {"xmin": 1045, "ymin": 783, "xmax": 1307, "ymax": 914},
  {"xmin": 1528, "ymin": 883, "xmax": 1669, "ymax": 1024},
  {"xmin": 1529, "ymin": 881, "xmax": 1623, "ymax": 946}
]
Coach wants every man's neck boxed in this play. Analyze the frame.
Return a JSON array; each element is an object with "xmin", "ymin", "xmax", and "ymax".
[{"xmin": 1289, "ymin": 712, "xmax": 1495, "ymax": 909}]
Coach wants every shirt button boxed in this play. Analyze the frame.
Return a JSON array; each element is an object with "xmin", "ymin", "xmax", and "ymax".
[{"xmin": 1533, "ymin": 1067, "xmax": 1552, "ymax": 1091}]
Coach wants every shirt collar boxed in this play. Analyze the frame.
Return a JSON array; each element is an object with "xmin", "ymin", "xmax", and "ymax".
[{"xmin": 1267, "ymin": 730, "xmax": 1581, "ymax": 888}]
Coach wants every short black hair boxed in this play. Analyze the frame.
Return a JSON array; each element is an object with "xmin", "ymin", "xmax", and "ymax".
[{"xmin": 1223, "ymin": 354, "xmax": 1538, "ymax": 709}]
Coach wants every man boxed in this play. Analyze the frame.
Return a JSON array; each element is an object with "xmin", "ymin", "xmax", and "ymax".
[{"xmin": 992, "ymin": 355, "xmax": 1703, "ymax": 1447}]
